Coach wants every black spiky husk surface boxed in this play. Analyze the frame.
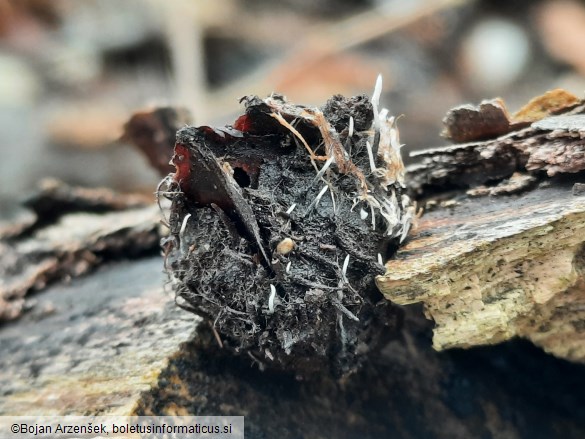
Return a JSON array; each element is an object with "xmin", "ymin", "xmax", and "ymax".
[{"xmin": 164, "ymin": 94, "xmax": 406, "ymax": 377}]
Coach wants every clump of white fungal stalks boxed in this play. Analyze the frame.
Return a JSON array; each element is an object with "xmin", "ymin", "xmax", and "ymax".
[
  {"xmin": 360, "ymin": 75, "xmax": 414, "ymax": 243},
  {"xmin": 269, "ymin": 74, "xmax": 415, "ymax": 248}
]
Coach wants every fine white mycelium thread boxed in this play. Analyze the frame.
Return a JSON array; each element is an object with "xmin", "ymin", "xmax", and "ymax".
[
  {"xmin": 377, "ymin": 253, "xmax": 384, "ymax": 266},
  {"xmin": 348, "ymin": 116, "xmax": 354, "ymax": 137},
  {"xmin": 366, "ymin": 140, "xmax": 377, "ymax": 173},
  {"xmin": 286, "ymin": 261, "xmax": 292, "ymax": 274},
  {"xmin": 155, "ymin": 174, "xmax": 171, "ymax": 200},
  {"xmin": 155, "ymin": 174, "xmax": 179, "ymax": 226},
  {"xmin": 285, "ymin": 203, "xmax": 297, "ymax": 214},
  {"xmin": 371, "ymin": 74, "xmax": 383, "ymax": 129},
  {"xmin": 268, "ymin": 284, "xmax": 276, "ymax": 314}
]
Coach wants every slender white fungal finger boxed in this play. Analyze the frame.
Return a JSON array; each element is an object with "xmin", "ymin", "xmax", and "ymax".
[
  {"xmin": 286, "ymin": 261, "xmax": 292, "ymax": 274},
  {"xmin": 366, "ymin": 141, "xmax": 376, "ymax": 173},
  {"xmin": 285, "ymin": 203, "xmax": 297, "ymax": 214},
  {"xmin": 360, "ymin": 208, "xmax": 368, "ymax": 220},
  {"xmin": 342, "ymin": 254, "xmax": 350, "ymax": 278},
  {"xmin": 372, "ymin": 74, "xmax": 383, "ymax": 129},
  {"xmin": 348, "ymin": 116, "xmax": 354, "ymax": 137},
  {"xmin": 329, "ymin": 185, "xmax": 337, "ymax": 213},
  {"xmin": 268, "ymin": 284, "xmax": 276, "ymax": 314},
  {"xmin": 378, "ymin": 253, "xmax": 384, "ymax": 266},
  {"xmin": 179, "ymin": 213, "xmax": 192, "ymax": 238},
  {"xmin": 179, "ymin": 213, "xmax": 192, "ymax": 254},
  {"xmin": 315, "ymin": 185, "xmax": 329, "ymax": 206},
  {"xmin": 305, "ymin": 185, "xmax": 329, "ymax": 214}
]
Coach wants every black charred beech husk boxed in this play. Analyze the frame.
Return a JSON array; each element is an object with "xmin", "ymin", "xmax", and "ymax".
[{"xmin": 161, "ymin": 91, "xmax": 414, "ymax": 377}]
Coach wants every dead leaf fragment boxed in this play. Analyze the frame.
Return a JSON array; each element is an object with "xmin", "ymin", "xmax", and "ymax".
[{"xmin": 513, "ymin": 89, "xmax": 579, "ymax": 123}]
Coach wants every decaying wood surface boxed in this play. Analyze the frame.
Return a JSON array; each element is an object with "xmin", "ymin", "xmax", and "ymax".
[
  {"xmin": 408, "ymin": 91, "xmax": 585, "ymax": 197},
  {"xmin": 0, "ymin": 179, "xmax": 160, "ymax": 322},
  {"xmin": 378, "ymin": 182, "xmax": 585, "ymax": 361},
  {"xmin": 0, "ymin": 257, "xmax": 196, "ymax": 415},
  {"xmin": 379, "ymin": 90, "xmax": 585, "ymax": 363}
]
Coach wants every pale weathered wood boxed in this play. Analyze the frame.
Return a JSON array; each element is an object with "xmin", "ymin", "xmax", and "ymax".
[{"xmin": 378, "ymin": 177, "xmax": 585, "ymax": 362}]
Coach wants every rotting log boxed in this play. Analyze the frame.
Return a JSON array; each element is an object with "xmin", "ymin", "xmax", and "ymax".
[{"xmin": 379, "ymin": 89, "xmax": 585, "ymax": 363}]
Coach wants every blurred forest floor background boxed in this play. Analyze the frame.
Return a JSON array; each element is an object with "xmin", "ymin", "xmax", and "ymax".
[{"xmin": 1, "ymin": 0, "xmax": 585, "ymax": 220}]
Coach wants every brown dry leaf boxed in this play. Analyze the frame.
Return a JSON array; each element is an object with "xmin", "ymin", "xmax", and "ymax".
[{"xmin": 512, "ymin": 89, "xmax": 579, "ymax": 123}]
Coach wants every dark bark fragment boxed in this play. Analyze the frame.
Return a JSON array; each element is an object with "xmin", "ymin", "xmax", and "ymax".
[
  {"xmin": 22, "ymin": 178, "xmax": 149, "ymax": 232},
  {"xmin": 408, "ymin": 98, "xmax": 585, "ymax": 198},
  {"xmin": 0, "ymin": 181, "xmax": 160, "ymax": 323}
]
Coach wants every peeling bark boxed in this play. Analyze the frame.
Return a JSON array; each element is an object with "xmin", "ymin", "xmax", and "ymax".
[{"xmin": 380, "ymin": 91, "xmax": 585, "ymax": 363}]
